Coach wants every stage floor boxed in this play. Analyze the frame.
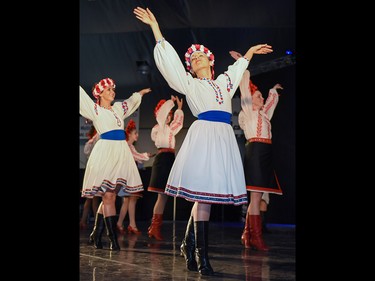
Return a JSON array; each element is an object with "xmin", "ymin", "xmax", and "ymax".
[{"xmin": 80, "ymin": 220, "xmax": 295, "ymax": 280}]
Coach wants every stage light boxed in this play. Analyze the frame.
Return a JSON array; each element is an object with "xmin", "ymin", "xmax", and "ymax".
[{"xmin": 136, "ymin": 61, "xmax": 151, "ymax": 75}]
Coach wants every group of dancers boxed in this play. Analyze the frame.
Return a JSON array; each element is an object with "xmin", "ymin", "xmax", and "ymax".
[{"xmin": 79, "ymin": 7, "xmax": 284, "ymax": 276}]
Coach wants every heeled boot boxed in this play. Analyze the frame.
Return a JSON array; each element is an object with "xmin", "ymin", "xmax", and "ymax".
[
  {"xmin": 104, "ymin": 216, "xmax": 121, "ymax": 251},
  {"xmin": 180, "ymin": 216, "xmax": 198, "ymax": 271},
  {"xmin": 249, "ymin": 215, "xmax": 269, "ymax": 251},
  {"xmin": 88, "ymin": 213, "xmax": 105, "ymax": 249},
  {"xmin": 194, "ymin": 221, "xmax": 214, "ymax": 276},
  {"xmin": 241, "ymin": 212, "xmax": 251, "ymax": 248},
  {"xmin": 148, "ymin": 214, "xmax": 164, "ymax": 240}
]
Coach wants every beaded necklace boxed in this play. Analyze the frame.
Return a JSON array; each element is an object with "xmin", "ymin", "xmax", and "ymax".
[
  {"xmin": 109, "ymin": 108, "xmax": 122, "ymax": 127},
  {"xmin": 198, "ymin": 77, "xmax": 224, "ymax": 105},
  {"xmin": 99, "ymin": 106, "xmax": 122, "ymax": 127}
]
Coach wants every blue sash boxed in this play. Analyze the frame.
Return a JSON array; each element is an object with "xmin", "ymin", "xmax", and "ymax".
[
  {"xmin": 198, "ymin": 110, "xmax": 232, "ymax": 124},
  {"xmin": 100, "ymin": 129, "xmax": 126, "ymax": 140}
]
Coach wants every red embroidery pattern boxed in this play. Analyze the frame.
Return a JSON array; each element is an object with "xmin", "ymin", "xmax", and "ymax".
[
  {"xmin": 170, "ymin": 114, "xmax": 183, "ymax": 131},
  {"xmin": 199, "ymin": 78, "xmax": 224, "ymax": 105},
  {"xmin": 122, "ymin": 101, "xmax": 128, "ymax": 115},
  {"xmin": 168, "ymin": 128, "xmax": 173, "ymax": 148},
  {"xmin": 224, "ymin": 72, "xmax": 233, "ymax": 92},
  {"xmin": 264, "ymin": 93, "xmax": 276, "ymax": 114},
  {"xmin": 94, "ymin": 103, "xmax": 98, "ymax": 115},
  {"xmin": 109, "ymin": 108, "xmax": 122, "ymax": 127},
  {"xmin": 256, "ymin": 112, "xmax": 262, "ymax": 137},
  {"xmin": 266, "ymin": 117, "xmax": 271, "ymax": 138}
]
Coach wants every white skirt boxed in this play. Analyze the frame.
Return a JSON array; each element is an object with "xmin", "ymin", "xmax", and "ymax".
[
  {"xmin": 165, "ymin": 120, "xmax": 247, "ymax": 205},
  {"xmin": 81, "ymin": 139, "xmax": 143, "ymax": 198}
]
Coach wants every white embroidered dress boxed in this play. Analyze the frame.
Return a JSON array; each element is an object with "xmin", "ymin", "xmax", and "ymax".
[
  {"xmin": 79, "ymin": 86, "xmax": 144, "ymax": 198},
  {"xmin": 153, "ymin": 39, "xmax": 248, "ymax": 205}
]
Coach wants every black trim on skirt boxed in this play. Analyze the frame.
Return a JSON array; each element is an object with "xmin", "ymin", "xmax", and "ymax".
[
  {"xmin": 148, "ymin": 151, "xmax": 175, "ymax": 192},
  {"xmin": 244, "ymin": 141, "xmax": 280, "ymax": 192}
]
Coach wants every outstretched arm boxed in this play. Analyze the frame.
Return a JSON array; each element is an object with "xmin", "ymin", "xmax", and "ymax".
[
  {"xmin": 169, "ymin": 95, "xmax": 184, "ymax": 134},
  {"xmin": 175, "ymin": 95, "xmax": 183, "ymax": 110},
  {"xmin": 230, "ymin": 45, "xmax": 273, "ymax": 63},
  {"xmin": 138, "ymin": 87, "xmax": 152, "ymax": 96},
  {"xmin": 264, "ymin": 84, "xmax": 282, "ymax": 119},
  {"xmin": 226, "ymin": 47, "xmax": 271, "ymax": 98},
  {"xmin": 134, "ymin": 7, "xmax": 164, "ymax": 43},
  {"xmin": 229, "ymin": 50, "xmax": 243, "ymax": 61},
  {"xmin": 272, "ymin": 83, "xmax": 283, "ymax": 91},
  {"xmin": 243, "ymin": 44, "xmax": 273, "ymax": 61},
  {"xmin": 113, "ymin": 88, "xmax": 151, "ymax": 119}
]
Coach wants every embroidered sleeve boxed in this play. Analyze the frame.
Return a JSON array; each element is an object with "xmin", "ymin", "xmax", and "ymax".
[
  {"xmin": 169, "ymin": 109, "xmax": 184, "ymax": 135},
  {"xmin": 238, "ymin": 110, "xmax": 246, "ymax": 131},
  {"xmin": 220, "ymin": 57, "xmax": 249, "ymax": 98},
  {"xmin": 151, "ymin": 125, "xmax": 158, "ymax": 142},
  {"xmin": 79, "ymin": 86, "xmax": 97, "ymax": 122},
  {"xmin": 156, "ymin": 99, "xmax": 175, "ymax": 127},
  {"xmin": 112, "ymin": 92, "xmax": 142, "ymax": 119},
  {"xmin": 224, "ymin": 73, "xmax": 233, "ymax": 94},
  {"xmin": 154, "ymin": 40, "xmax": 195, "ymax": 96},
  {"xmin": 129, "ymin": 144, "xmax": 150, "ymax": 163},
  {"xmin": 239, "ymin": 70, "xmax": 253, "ymax": 115},
  {"xmin": 263, "ymin": 89, "xmax": 279, "ymax": 120}
]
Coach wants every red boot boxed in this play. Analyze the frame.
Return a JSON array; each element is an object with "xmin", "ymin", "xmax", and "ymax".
[
  {"xmin": 241, "ymin": 212, "xmax": 251, "ymax": 248},
  {"xmin": 249, "ymin": 215, "xmax": 269, "ymax": 251},
  {"xmin": 148, "ymin": 214, "xmax": 164, "ymax": 240}
]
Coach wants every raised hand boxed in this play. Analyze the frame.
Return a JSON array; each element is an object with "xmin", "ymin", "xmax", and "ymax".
[
  {"xmin": 250, "ymin": 44, "xmax": 273, "ymax": 55},
  {"xmin": 134, "ymin": 7, "xmax": 157, "ymax": 26},
  {"xmin": 244, "ymin": 44, "xmax": 273, "ymax": 62},
  {"xmin": 138, "ymin": 88, "xmax": 152, "ymax": 96},
  {"xmin": 175, "ymin": 96, "xmax": 183, "ymax": 109},
  {"xmin": 133, "ymin": 7, "xmax": 163, "ymax": 43},
  {"xmin": 273, "ymin": 83, "xmax": 283, "ymax": 90}
]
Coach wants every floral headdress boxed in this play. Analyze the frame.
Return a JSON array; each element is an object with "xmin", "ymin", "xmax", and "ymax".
[
  {"xmin": 184, "ymin": 44, "xmax": 215, "ymax": 79},
  {"xmin": 154, "ymin": 99, "xmax": 173, "ymax": 119},
  {"xmin": 92, "ymin": 78, "xmax": 116, "ymax": 114},
  {"xmin": 125, "ymin": 119, "xmax": 137, "ymax": 138},
  {"xmin": 92, "ymin": 78, "xmax": 116, "ymax": 99},
  {"xmin": 154, "ymin": 99, "xmax": 166, "ymax": 117},
  {"xmin": 249, "ymin": 80, "xmax": 258, "ymax": 95}
]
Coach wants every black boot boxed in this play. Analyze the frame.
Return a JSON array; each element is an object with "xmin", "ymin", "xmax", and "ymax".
[
  {"xmin": 180, "ymin": 216, "xmax": 198, "ymax": 271},
  {"xmin": 194, "ymin": 221, "xmax": 214, "ymax": 276},
  {"xmin": 104, "ymin": 216, "xmax": 121, "ymax": 251},
  {"xmin": 88, "ymin": 213, "xmax": 105, "ymax": 249}
]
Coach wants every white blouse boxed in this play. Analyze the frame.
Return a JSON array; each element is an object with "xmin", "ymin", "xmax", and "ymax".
[
  {"xmin": 79, "ymin": 86, "xmax": 142, "ymax": 134},
  {"xmin": 151, "ymin": 99, "xmax": 184, "ymax": 149},
  {"xmin": 153, "ymin": 40, "xmax": 249, "ymax": 117},
  {"xmin": 238, "ymin": 70, "xmax": 279, "ymax": 140}
]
